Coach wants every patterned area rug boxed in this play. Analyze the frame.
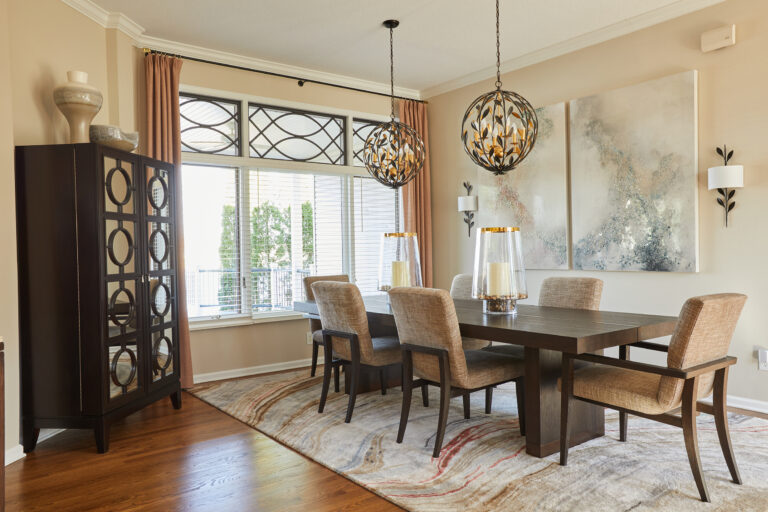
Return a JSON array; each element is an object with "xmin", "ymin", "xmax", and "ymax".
[{"xmin": 190, "ymin": 369, "xmax": 768, "ymax": 511}]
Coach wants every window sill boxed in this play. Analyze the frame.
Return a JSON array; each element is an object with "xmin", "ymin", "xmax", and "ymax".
[{"xmin": 189, "ymin": 312, "xmax": 307, "ymax": 332}]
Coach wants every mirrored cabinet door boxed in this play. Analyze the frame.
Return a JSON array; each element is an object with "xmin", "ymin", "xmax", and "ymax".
[
  {"xmin": 144, "ymin": 162, "xmax": 178, "ymax": 386},
  {"xmin": 103, "ymin": 154, "xmax": 144, "ymax": 406}
]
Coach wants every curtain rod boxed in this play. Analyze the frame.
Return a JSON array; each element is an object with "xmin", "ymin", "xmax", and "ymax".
[{"xmin": 143, "ymin": 48, "xmax": 427, "ymax": 104}]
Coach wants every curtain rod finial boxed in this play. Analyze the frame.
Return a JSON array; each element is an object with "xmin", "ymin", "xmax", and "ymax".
[{"xmin": 143, "ymin": 47, "xmax": 151, "ymax": 55}]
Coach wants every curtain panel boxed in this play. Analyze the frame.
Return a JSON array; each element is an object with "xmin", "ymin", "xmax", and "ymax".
[{"xmin": 144, "ymin": 54, "xmax": 194, "ymax": 388}]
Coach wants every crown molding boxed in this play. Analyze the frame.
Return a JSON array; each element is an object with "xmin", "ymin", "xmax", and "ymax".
[
  {"xmin": 421, "ymin": 0, "xmax": 725, "ymax": 98},
  {"xmin": 59, "ymin": 0, "xmax": 421, "ymax": 100},
  {"xmin": 140, "ymin": 33, "xmax": 422, "ymax": 100}
]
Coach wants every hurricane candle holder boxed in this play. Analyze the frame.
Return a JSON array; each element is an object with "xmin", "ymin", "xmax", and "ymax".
[
  {"xmin": 378, "ymin": 232, "xmax": 422, "ymax": 292},
  {"xmin": 472, "ymin": 227, "xmax": 527, "ymax": 315}
]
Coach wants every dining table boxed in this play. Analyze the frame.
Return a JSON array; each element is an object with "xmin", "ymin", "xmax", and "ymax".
[{"xmin": 294, "ymin": 294, "xmax": 678, "ymax": 458}]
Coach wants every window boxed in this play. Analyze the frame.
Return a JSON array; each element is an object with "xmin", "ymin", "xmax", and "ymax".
[
  {"xmin": 180, "ymin": 90, "xmax": 401, "ymax": 322},
  {"xmin": 352, "ymin": 119, "xmax": 380, "ymax": 167}
]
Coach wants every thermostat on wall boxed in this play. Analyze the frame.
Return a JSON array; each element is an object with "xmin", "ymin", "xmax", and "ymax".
[{"xmin": 701, "ymin": 24, "xmax": 736, "ymax": 53}]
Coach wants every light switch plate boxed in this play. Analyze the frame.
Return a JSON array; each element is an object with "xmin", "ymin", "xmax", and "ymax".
[
  {"xmin": 759, "ymin": 348, "xmax": 768, "ymax": 371},
  {"xmin": 306, "ymin": 332, "xmax": 313, "ymax": 345}
]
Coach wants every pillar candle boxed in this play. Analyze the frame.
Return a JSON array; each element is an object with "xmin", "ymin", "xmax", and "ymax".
[
  {"xmin": 486, "ymin": 262, "xmax": 511, "ymax": 296},
  {"xmin": 391, "ymin": 260, "xmax": 411, "ymax": 288}
]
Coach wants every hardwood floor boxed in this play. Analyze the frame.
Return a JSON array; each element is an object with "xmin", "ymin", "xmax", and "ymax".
[{"xmin": 5, "ymin": 392, "xmax": 402, "ymax": 512}]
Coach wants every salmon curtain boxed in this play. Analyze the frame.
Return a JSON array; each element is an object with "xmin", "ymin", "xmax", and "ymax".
[
  {"xmin": 399, "ymin": 99, "xmax": 433, "ymax": 287},
  {"xmin": 145, "ymin": 54, "xmax": 194, "ymax": 388}
]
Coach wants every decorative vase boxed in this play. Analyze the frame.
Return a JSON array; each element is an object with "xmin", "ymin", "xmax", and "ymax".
[{"xmin": 53, "ymin": 71, "xmax": 103, "ymax": 143}]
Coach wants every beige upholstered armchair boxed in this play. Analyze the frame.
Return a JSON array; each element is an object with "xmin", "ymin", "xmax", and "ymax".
[
  {"xmin": 302, "ymin": 274, "xmax": 349, "ymax": 392},
  {"xmin": 559, "ymin": 293, "xmax": 747, "ymax": 503},
  {"xmin": 311, "ymin": 281, "xmax": 402, "ymax": 423},
  {"xmin": 389, "ymin": 287, "xmax": 525, "ymax": 458}
]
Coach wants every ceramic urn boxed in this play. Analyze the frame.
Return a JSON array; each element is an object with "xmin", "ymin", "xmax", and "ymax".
[{"xmin": 53, "ymin": 71, "xmax": 103, "ymax": 143}]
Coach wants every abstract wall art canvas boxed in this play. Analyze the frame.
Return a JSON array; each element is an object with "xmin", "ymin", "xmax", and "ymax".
[
  {"xmin": 570, "ymin": 71, "xmax": 699, "ymax": 272},
  {"xmin": 477, "ymin": 102, "xmax": 568, "ymax": 270}
]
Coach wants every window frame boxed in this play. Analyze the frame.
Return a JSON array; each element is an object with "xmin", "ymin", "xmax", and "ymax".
[{"xmin": 180, "ymin": 85, "xmax": 394, "ymax": 328}]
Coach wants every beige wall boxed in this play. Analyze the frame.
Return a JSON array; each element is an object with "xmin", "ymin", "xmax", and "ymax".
[
  {"xmin": 1, "ymin": 0, "xmax": 21, "ymax": 459},
  {"xmin": 180, "ymin": 60, "xmax": 391, "ymax": 378},
  {"xmin": 427, "ymin": 0, "xmax": 768, "ymax": 402}
]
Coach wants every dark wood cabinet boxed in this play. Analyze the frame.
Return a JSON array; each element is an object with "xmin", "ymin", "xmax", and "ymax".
[{"xmin": 15, "ymin": 143, "xmax": 182, "ymax": 454}]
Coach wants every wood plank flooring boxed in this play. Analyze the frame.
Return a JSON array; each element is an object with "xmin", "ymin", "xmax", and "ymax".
[{"xmin": 5, "ymin": 392, "xmax": 402, "ymax": 512}]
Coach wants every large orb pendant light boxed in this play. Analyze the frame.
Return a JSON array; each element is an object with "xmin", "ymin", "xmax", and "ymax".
[
  {"xmin": 460, "ymin": 0, "xmax": 538, "ymax": 175},
  {"xmin": 364, "ymin": 20, "xmax": 425, "ymax": 189}
]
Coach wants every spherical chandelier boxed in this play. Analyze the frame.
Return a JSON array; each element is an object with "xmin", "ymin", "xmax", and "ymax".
[
  {"xmin": 460, "ymin": 0, "xmax": 538, "ymax": 176},
  {"xmin": 364, "ymin": 20, "xmax": 425, "ymax": 189}
]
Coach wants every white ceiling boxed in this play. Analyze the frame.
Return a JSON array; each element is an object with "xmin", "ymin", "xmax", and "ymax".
[{"xmin": 89, "ymin": 0, "xmax": 721, "ymax": 96}]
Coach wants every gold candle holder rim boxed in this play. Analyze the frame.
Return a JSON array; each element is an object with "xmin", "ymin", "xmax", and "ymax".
[
  {"xmin": 480, "ymin": 226, "xmax": 520, "ymax": 233},
  {"xmin": 383, "ymin": 232, "xmax": 418, "ymax": 238}
]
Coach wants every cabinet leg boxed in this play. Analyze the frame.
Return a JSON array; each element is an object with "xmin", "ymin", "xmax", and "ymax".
[
  {"xmin": 22, "ymin": 421, "xmax": 39, "ymax": 453},
  {"xmin": 95, "ymin": 421, "xmax": 110, "ymax": 454},
  {"xmin": 170, "ymin": 389, "xmax": 182, "ymax": 410}
]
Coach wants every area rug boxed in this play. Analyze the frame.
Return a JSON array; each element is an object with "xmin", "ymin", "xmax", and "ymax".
[{"xmin": 190, "ymin": 369, "xmax": 768, "ymax": 511}]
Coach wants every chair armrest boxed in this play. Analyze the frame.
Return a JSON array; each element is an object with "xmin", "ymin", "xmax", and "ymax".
[
  {"xmin": 401, "ymin": 343, "xmax": 448, "ymax": 358},
  {"xmin": 629, "ymin": 341, "xmax": 670, "ymax": 353},
  {"xmin": 572, "ymin": 353, "xmax": 737, "ymax": 379}
]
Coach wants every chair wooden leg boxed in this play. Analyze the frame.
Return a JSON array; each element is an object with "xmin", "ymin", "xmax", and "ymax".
[
  {"xmin": 421, "ymin": 384, "xmax": 429, "ymax": 407},
  {"xmin": 713, "ymin": 367, "xmax": 741, "ymax": 485},
  {"xmin": 485, "ymin": 386, "xmax": 493, "ymax": 414},
  {"xmin": 397, "ymin": 351, "xmax": 413, "ymax": 443},
  {"xmin": 515, "ymin": 377, "xmax": 526, "ymax": 436},
  {"xmin": 682, "ymin": 377, "xmax": 710, "ymax": 502},
  {"xmin": 462, "ymin": 391, "xmax": 471, "ymax": 419},
  {"xmin": 433, "ymin": 355, "xmax": 452, "ymax": 458},
  {"xmin": 380, "ymin": 368, "xmax": 387, "ymax": 395},
  {"xmin": 345, "ymin": 354, "xmax": 361, "ymax": 423},
  {"xmin": 310, "ymin": 341, "xmax": 319, "ymax": 377},
  {"xmin": 560, "ymin": 355, "xmax": 573, "ymax": 466},
  {"xmin": 318, "ymin": 338, "xmax": 333, "ymax": 413},
  {"xmin": 619, "ymin": 345, "xmax": 629, "ymax": 442},
  {"xmin": 619, "ymin": 412, "xmax": 628, "ymax": 442},
  {"xmin": 333, "ymin": 363, "xmax": 340, "ymax": 393}
]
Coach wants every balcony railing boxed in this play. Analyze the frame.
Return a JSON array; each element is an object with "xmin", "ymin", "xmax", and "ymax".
[{"xmin": 185, "ymin": 267, "xmax": 310, "ymax": 317}]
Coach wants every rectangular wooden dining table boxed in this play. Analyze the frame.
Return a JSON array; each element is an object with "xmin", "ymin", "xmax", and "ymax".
[{"xmin": 294, "ymin": 295, "xmax": 678, "ymax": 458}]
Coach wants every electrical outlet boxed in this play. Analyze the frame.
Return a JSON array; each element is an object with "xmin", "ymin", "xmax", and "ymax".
[
  {"xmin": 306, "ymin": 332, "xmax": 313, "ymax": 345},
  {"xmin": 759, "ymin": 348, "xmax": 768, "ymax": 371}
]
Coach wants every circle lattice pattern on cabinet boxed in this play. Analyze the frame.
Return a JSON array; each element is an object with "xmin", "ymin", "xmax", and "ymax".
[
  {"xmin": 153, "ymin": 336, "xmax": 173, "ymax": 371},
  {"xmin": 149, "ymin": 229, "xmax": 170, "ymax": 264},
  {"xmin": 108, "ymin": 286, "xmax": 135, "ymax": 326},
  {"xmin": 460, "ymin": 89, "xmax": 538, "ymax": 175},
  {"xmin": 363, "ymin": 120, "xmax": 425, "ymax": 189},
  {"xmin": 105, "ymin": 166, "xmax": 132, "ymax": 206},
  {"xmin": 110, "ymin": 346, "xmax": 137, "ymax": 387},
  {"xmin": 147, "ymin": 175, "xmax": 169, "ymax": 211},
  {"xmin": 107, "ymin": 227, "xmax": 133, "ymax": 267},
  {"xmin": 151, "ymin": 282, "xmax": 171, "ymax": 318}
]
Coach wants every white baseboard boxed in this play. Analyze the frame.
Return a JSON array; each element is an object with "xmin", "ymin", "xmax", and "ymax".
[
  {"xmin": 193, "ymin": 356, "xmax": 320, "ymax": 384},
  {"xmin": 725, "ymin": 395, "xmax": 768, "ymax": 415},
  {"xmin": 6, "ymin": 444, "xmax": 24, "ymax": 466},
  {"xmin": 38, "ymin": 428, "xmax": 66, "ymax": 443}
]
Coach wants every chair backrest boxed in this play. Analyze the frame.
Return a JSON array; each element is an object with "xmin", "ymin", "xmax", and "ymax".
[
  {"xmin": 311, "ymin": 281, "xmax": 374, "ymax": 362},
  {"xmin": 389, "ymin": 287, "xmax": 472, "ymax": 388},
  {"xmin": 657, "ymin": 293, "xmax": 747, "ymax": 409},
  {"xmin": 538, "ymin": 277, "xmax": 603, "ymax": 310},
  {"xmin": 449, "ymin": 274, "xmax": 474, "ymax": 300},
  {"xmin": 302, "ymin": 274, "xmax": 349, "ymax": 332}
]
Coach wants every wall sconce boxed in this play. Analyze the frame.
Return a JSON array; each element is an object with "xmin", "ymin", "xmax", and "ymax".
[
  {"xmin": 458, "ymin": 181, "xmax": 478, "ymax": 237},
  {"xmin": 707, "ymin": 145, "xmax": 743, "ymax": 227}
]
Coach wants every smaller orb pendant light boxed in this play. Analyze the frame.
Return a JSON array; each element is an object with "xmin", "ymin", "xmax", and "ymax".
[
  {"xmin": 364, "ymin": 20, "xmax": 425, "ymax": 189},
  {"xmin": 461, "ymin": 0, "xmax": 538, "ymax": 175}
]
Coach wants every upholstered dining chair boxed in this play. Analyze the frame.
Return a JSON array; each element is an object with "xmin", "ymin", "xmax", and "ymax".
[
  {"xmin": 302, "ymin": 274, "xmax": 349, "ymax": 391},
  {"xmin": 389, "ymin": 287, "xmax": 526, "ymax": 458},
  {"xmin": 449, "ymin": 273, "xmax": 491, "ymax": 351},
  {"xmin": 559, "ymin": 293, "xmax": 747, "ymax": 503},
  {"xmin": 312, "ymin": 281, "xmax": 402, "ymax": 423}
]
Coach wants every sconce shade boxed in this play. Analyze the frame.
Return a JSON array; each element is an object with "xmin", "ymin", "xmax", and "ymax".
[
  {"xmin": 708, "ymin": 165, "xmax": 743, "ymax": 190},
  {"xmin": 458, "ymin": 195, "xmax": 478, "ymax": 212},
  {"xmin": 378, "ymin": 232, "xmax": 422, "ymax": 291}
]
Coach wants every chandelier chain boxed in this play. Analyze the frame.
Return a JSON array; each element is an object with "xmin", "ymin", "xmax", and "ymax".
[
  {"xmin": 495, "ymin": 0, "xmax": 501, "ymax": 89},
  {"xmin": 390, "ymin": 25, "xmax": 395, "ymax": 119}
]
